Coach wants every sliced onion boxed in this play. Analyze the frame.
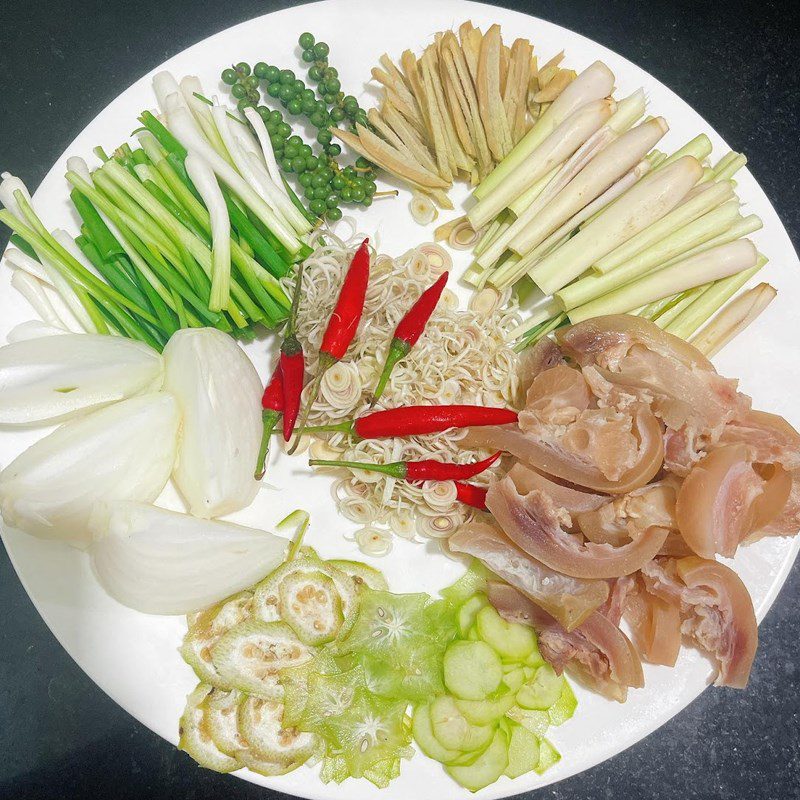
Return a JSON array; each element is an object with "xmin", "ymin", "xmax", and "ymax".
[
  {"xmin": 90, "ymin": 501, "xmax": 288, "ymax": 614},
  {"xmin": 0, "ymin": 393, "xmax": 179, "ymax": 548},
  {"xmin": 0, "ymin": 333, "xmax": 163, "ymax": 424},
  {"xmin": 164, "ymin": 329, "xmax": 262, "ymax": 518}
]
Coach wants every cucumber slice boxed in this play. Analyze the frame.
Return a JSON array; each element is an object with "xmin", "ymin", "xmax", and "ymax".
[
  {"xmin": 238, "ymin": 695, "xmax": 319, "ymax": 766},
  {"xmin": 429, "ymin": 695, "xmax": 495, "ymax": 753},
  {"xmin": 458, "ymin": 594, "xmax": 489, "ymax": 637},
  {"xmin": 502, "ymin": 665, "xmax": 526, "ymax": 692},
  {"xmin": 443, "ymin": 641, "xmax": 502, "ymax": 700},
  {"xmin": 445, "ymin": 727, "xmax": 509, "ymax": 792},
  {"xmin": 526, "ymin": 637, "xmax": 545, "ymax": 668},
  {"xmin": 178, "ymin": 684, "xmax": 241, "ymax": 773},
  {"xmin": 253, "ymin": 557, "xmax": 358, "ymax": 639},
  {"xmin": 278, "ymin": 569, "xmax": 344, "ymax": 645},
  {"xmin": 504, "ymin": 722, "xmax": 541, "ymax": 779},
  {"xmin": 455, "ymin": 690, "xmax": 515, "ymax": 726},
  {"xmin": 506, "ymin": 705, "xmax": 550, "ymax": 736},
  {"xmin": 339, "ymin": 589, "xmax": 430, "ymax": 659},
  {"xmin": 210, "ymin": 620, "xmax": 312, "ymax": 699},
  {"xmin": 204, "ymin": 688, "xmax": 248, "ymax": 757},
  {"xmin": 412, "ymin": 703, "xmax": 460, "ymax": 763},
  {"xmin": 440, "ymin": 560, "xmax": 491, "ymax": 605},
  {"xmin": 180, "ymin": 591, "xmax": 255, "ymax": 688},
  {"xmin": 466, "ymin": 626, "xmax": 480, "ymax": 641},
  {"xmin": 548, "ymin": 679, "xmax": 578, "ymax": 726},
  {"xmin": 327, "ymin": 559, "xmax": 389, "ymax": 591},
  {"xmin": 476, "ymin": 605, "xmax": 536, "ymax": 661},
  {"xmin": 535, "ymin": 737, "xmax": 561, "ymax": 775},
  {"xmin": 516, "ymin": 664, "xmax": 563, "ymax": 710}
]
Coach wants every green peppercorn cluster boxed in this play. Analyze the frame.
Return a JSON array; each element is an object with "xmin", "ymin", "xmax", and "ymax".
[{"xmin": 220, "ymin": 33, "xmax": 378, "ymax": 221}]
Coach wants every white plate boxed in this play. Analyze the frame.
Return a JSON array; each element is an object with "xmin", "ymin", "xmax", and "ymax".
[{"xmin": 1, "ymin": 1, "xmax": 798, "ymax": 797}]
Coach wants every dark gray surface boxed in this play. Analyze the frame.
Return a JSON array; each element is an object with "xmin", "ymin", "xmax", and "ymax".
[{"xmin": 0, "ymin": 1, "xmax": 798, "ymax": 798}]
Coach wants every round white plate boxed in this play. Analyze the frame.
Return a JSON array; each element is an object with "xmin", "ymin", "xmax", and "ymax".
[{"xmin": 2, "ymin": 1, "xmax": 799, "ymax": 797}]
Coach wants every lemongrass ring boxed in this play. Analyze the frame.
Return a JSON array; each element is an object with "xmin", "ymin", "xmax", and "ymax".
[
  {"xmin": 409, "ymin": 192, "xmax": 438, "ymax": 225},
  {"xmin": 355, "ymin": 526, "xmax": 393, "ymax": 556},
  {"xmin": 388, "ymin": 507, "xmax": 417, "ymax": 540},
  {"xmin": 439, "ymin": 289, "xmax": 460, "ymax": 312},
  {"xmin": 422, "ymin": 480, "xmax": 459, "ymax": 509},
  {"xmin": 339, "ymin": 498, "xmax": 377, "ymax": 525},
  {"xmin": 415, "ymin": 513, "xmax": 461, "ymax": 539},
  {"xmin": 309, "ymin": 439, "xmax": 343, "ymax": 461},
  {"xmin": 405, "ymin": 250, "xmax": 430, "ymax": 281},
  {"xmin": 418, "ymin": 243, "xmax": 453, "ymax": 274},
  {"xmin": 470, "ymin": 287, "xmax": 503, "ymax": 316},
  {"xmin": 320, "ymin": 361, "xmax": 362, "ymax": 409},
  {"xmin": 448, "ymin": 219, "xmax": 481, "ymax": 250}
]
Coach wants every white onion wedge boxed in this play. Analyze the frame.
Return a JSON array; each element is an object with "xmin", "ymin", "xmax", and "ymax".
[
  {"xmin": 90, "ymin": 501, "xmax": 288, "ymax": 614},
  {"xmin": 0, "ymin": 333, "xmax": 163, "ymax": 424},
  {"xmin": 164, "ymin": 328, "xmax": 262, "ymax": 519},
  {"xmin": 0, "ymin": 393, "xmax": 179, "ymax": 548}
]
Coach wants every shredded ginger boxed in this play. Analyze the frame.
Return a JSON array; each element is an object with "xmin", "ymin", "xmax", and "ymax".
[{"xmin": 285, "ymin": 221, "xmax": 523, "ymax": 554}]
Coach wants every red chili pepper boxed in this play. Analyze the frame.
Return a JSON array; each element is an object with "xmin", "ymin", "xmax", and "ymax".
[
  {"xmin": 308, "ymin": 451, "xmax": 501, "ymax": 482},
  {"xmin": 255, "ymin": 364, "xmax": 283, "ymax": 480},
  {"xmin": 305, "ymin": 405, "xmax": 519, "ymax": 439},
  {"xmin": 279, "ymin": 261, "xmax": 306, "ymax": 441},
  {"xmin": 372, "ymin": 272, "xmax": 448, "ymax": 404},
  {"xmin": 455, "ymin": 482, "xmax": 488, "ymax": 511},
  {"xmin": 289, "ymin": 239, "xmax": 370, "ymax": 453}
]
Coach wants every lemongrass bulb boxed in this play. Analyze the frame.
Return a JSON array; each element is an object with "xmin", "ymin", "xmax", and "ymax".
[
  {"xmin": 0, "ymin": 393, "xmax": 179, "ymax": 548},
  {"xmin": 355, "ymin": 526, "xmax": 393, "ymax": 556},
  {"xmin": 320, "ymin": 361, "xmax": 362, "ymax": 409},
  {"xmin": 0, "ymin": 333, "xmax": 163, "ymax": 424},
  {"xmin": 409, "ymin": 192, "xmax": 438, "ymax": 225},
  {"xmin": 422, "ymin": 480, "xmax": 459, "ymax": 509},
  {"xmin": 90, "ymin": 501, "xmax": 288, "ymax": 614},
  {"xmin": 163, "ymin": 328, "xmax": 262, "ymax": 519}
]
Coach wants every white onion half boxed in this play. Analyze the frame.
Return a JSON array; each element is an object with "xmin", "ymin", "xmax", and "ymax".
[
  {"xmin": 0, "ymin": 393, "xmax": 180, "ymax": 548},
  {"xmin": 0, "ymin": 333, "xmax": 164, "ymax": 424},
  {"xmin": 90, "ymin": 501, "xmax": 288, "ymax": 615},
  {"xmin": 163, "ymin": 329, "xmax": 262, "ymax": 518}
]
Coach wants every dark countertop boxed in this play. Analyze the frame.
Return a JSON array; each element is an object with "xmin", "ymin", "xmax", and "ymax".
[{"xmin": 0, "ymin": 1, "xmax": 798, "ymax": 798}]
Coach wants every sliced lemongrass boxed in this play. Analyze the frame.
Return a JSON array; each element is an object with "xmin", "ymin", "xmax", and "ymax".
[
  {"xmin": 659, "ymin": 211, "xmax": 762, "ymax": 268},
  {"xmin": 468, "ymin": 98, "xmax": 616, "ymax": 229},
  {"xmin": 474, "ymin": 61, "xmax": 615, "ymax": 200},
  {"xmin": 592, "ymin": 178, "xmax": 734, "ymax": 274},
  {"xmin": 568, "ymin": 239, "xmax": 758, "ymax": 323},
  {"xmin": 434, "ymin": 215, "xmax": 466, "ymax": 242},
  {"xmin": 664, "ymin": 255, "xmax": 766, "ymax": 338},
  {"xmin": 507, "ymin": 118, "xmax": 669, "ymax": 259},
  {"xmin": 409, "ymin": 192, "xmax": 438, "ymax": 225},
  {"xmin": 530, "ymin": 156, "xmax": 702, "ymax": 295},
  {"xmin": 608, "ymin": 88, "xmax": 647, "ymax": 133},
  {"xmin": 506, "ymin": 297, "xmax": 563, "ymax": 340},
  {"xmin": 448, "ymin": 219, "xmax": 480, "ymax": 250},
  {"xmin": 690, "ymin": 282, "xmax": 775, "ymax": 356},
  {"xmin": 184, "ymin": 152, "xmax": 230, "ymax": 311},
  {"xmin": 714, "ymin": 153, "xmax": 747, "ymax": 182}
]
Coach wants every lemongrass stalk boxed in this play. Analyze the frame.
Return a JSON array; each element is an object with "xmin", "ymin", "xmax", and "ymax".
[
  {"xmin": 479, "ymin": 126, "xmax": 619, "ymax": 268},
  {"xmin": 647, "ymin": 149, "xmax": 667, "ymax": 168},
  {"xmin": 243, "ymin": 107, "xmax": 288, "ymax": 198},
  {"xmin": 659, "ymin": 212, "xmax": 762, "ymax": 268},
  {"xmin": 473, "ymin": 215, "xmax": 505, "ymax": 257},
  {"xmin": 665, "ymin": 255, "xmax": 766, "ymax": 338},
  {"xmin": 507, "ymin": 164, "xmax": 561, "ymax": 217},
  {"xmin": 592, "ymin": 179, "xmax": 734, "ymax": 274},
  {"xmin": 462, "ymin": 261, "xmax": 487, "ymax": 287},
  {"xmin": 184, "ymin": 152, "xmax": 230, "ymax": 311},
  {"xmin": 652, "ymin": 284, "xmax": 710, "ymax": 327},
  {"xmin": 506, "ymin": 297, "xmax": 563, "ymax": 340},
  {"xmin": 508, "ymin": 118, "xmax": 669, "ymax": 258},
  {"xmin": 468, "ymin": 98, "xmax": 617, "ymax": 229},
  {"xmin": 166, "ymin": 104, "xmax": 301, "ymax": 254},
  {"xmin": 638, "ymin": 295, "xmax": 678, "ymax": 320},
  {"xmin": 474, "ymin": 61, "xmax": 615, "ymax": 200},
  {"xmin": 652, "ymin": 134, "xmax": 712, "ymax": 172},
  {"xmin": 488, "ymin": 238, "xmax": 548, "ymax": 289},
  {"xmin": 211, "ymin": 105, "xmax": 308, "ymax": 236},
  {"xmin": 607, "ymin": 88, "xmax": 646, "ymax": 133},
  {"xmin": 714, "ymin": 153, "xmax": 747, "ymax": 182},
  {"xmin": 514, "ymin": 312, "xmax": 568, "ymax": 352},
  {"xmin": 530, "ymin": 156, "xmax": 703, "ymax": 295},
  {"xmin": 568, "ymin": 239, "xmax": 758, "ymax": 323},
  {"xmin": 690, "ymin": 282, "xmax": 776, "ymax": 356},
  {"xmin": 556, "ymin": 200, "xmax": 742, "ymax": 311}
]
